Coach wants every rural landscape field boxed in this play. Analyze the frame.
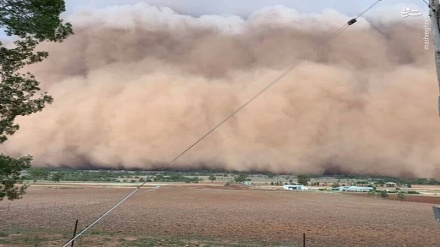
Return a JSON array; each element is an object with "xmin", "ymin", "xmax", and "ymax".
[{"xmin": 2, "ymin": 178, "xmax": 440, "ymax": 247}]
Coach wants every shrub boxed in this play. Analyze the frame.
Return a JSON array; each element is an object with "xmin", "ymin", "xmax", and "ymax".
[
  {"xmin": 331, "ymin": 183, "xmax": 340, "ymax": 188},
  {"xmin": 397, "ymin": 191, "xmax": 406, "ymax": 201},
  {"xmin": 407, "ymin": 190, "xmax": 420, "ymax": 194},
  {"xmin": 380, "ymin": 190, "xmax": 389, "ymax": 198}
]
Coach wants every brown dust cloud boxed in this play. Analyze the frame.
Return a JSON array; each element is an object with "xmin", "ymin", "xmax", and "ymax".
[{"xmin": 2, "ymin": 3, "xmax": 439, "ymax": 177}]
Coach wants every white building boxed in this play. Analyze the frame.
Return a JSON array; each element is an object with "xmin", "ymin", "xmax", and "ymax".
[
  {"xmin": 334, "ymin": 186, "xmax": 374, "ymax": 192},
  {"xmin": 283, "ymin": 184, "xmax": 308, "ymax": 191},
  {"xmin": 386, "ymin": 182, "xmax": 397, "ymax": 187}
]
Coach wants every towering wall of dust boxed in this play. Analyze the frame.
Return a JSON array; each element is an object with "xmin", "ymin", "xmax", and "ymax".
[{"xmin": 2, "ymin": 3, "xmax": 439, "ymax": 177}]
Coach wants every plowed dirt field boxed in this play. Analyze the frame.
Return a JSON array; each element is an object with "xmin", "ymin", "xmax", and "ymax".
[{"xmin": 1, "ymin": 184, "xmax": 439, "ymax": 246}]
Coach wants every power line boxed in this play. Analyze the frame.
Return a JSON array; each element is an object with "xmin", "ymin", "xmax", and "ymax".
[
  {"xmin": 421, "ymin": 0, "xmax": 436, "ymax": 12},
  {"xmin": 62, "ymin": 1, "xmax": 382, "ymax": 246},
  {"xmin": 422, "ymin": 0, "xmax": 430, "ymax": 8}
]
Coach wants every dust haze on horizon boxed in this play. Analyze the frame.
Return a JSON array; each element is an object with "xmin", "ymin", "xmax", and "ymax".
[{"xmin": 1, "ymin": 3, "xmax": 439, "ymax": 177}]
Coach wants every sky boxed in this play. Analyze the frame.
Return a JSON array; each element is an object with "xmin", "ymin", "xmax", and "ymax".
[
  {"xmin": 0, "ymin": 0, "xmax": 429, "ymax": 40},
  {"xmin": 65, "ymin": 0, "xmax": 427, "ymax": 17}
]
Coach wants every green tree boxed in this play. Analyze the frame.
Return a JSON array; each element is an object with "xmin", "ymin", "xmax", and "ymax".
[
  {"xmin": 51, "ymin": 172, "xmax": 63, "ymax": 182},
  {"xmin": 0, "ymin": 155, "xmax": 31, "ymax": 200},
  {"xmin": 208, "ymin": 174, "xmax": 217, "ymax": 182},
  {"xmin": 356, "ymin": 181, "xmax": 368, "ymax": 186},
  {"xmin": 29, "ymin": 167, "xmax": 49, "ymax": 182},
  {"xmin": 397, "ymin": 191, "xmax": 405, "ymax": 201},
  {"xmin": 428, "ymin": 178, "xmax": 438, "ymax": 185},
  {"xmin": 296, "ymin": 174, "xmax": 310, "ymax": 185},
  {"xmin": 331, "ymin": 182, "xmax": 340, "ymax": 188},
  {"xmin": 0, "ymin": 0, "xmax": 73, "ymax": 200},
  {"xmin": 380, "ymin": 190, "xmax": 389, "ymax": 199},
  {"xmin": 234, "ymin": 173, "xmax": 247, "ymax": 183}
]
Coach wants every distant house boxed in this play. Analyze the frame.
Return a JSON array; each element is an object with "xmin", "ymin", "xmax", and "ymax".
[
  {"xmin": 386, "ymin": 182, "xmax": 397, "ymax": 187},
  {"xmin": 283, "ymin": 184, "xmax": 307, "ymax": 191},
  {"xmin": 243, "ymin": 181, "xmax": 254, "ymax": 186},
  {"xmin": 333, "ymin": 186, "xmax": 374, "ymax": 192}
]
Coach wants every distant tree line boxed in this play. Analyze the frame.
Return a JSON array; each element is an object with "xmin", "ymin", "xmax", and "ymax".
[
  {"xmin": 153, "ymin": 174, "xmax": 199, "ymax": 183},
  {"xmin": 16, "ymin": 168, "xmax": 440, "ymax": 187}
]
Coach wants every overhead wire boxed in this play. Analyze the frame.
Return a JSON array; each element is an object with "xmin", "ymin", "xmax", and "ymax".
[
  {"xmin": 421, "ymin": 0, "xmax": 436, "ymax": 12},
  {"xmin": 62, "ymin": 1, "xmax": 382, "ymax": 246},
  {"xmin": 422, "ymin": 0, "xmax": 431, "ymax": 8}
]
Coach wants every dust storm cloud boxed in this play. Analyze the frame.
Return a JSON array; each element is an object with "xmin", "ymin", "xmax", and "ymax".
[{"xmin": 2, "ymin": 3, "xmax": 439, "ymax": 177}]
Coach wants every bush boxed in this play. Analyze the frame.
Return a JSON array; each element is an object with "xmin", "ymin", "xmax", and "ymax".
[
  {"xmin": 397, "ymin": 191, "xmax": 406, "ymax": 201},
  {"xmin": 407, "ymin": 190, "xmax": 420, "ymax": 194},
  {"xmin": 380, "ymin": 190, "xmax": 389, "ymax": 198},
  {"xmin": 331, "ymin": 183, "xmax": 340, "ymax": 188}
]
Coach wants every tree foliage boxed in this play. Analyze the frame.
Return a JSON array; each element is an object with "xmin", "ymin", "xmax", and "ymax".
[
  {"xmin": 0, "ymin": 0, "xmax": 73, "ymax": 142},
  {"xmin": 0, "ymin": 155, "xmax": 31, "ymax": 200},
  {"xmin": 234, "ymin": 173, "xmax": 247, "ymax": 183},
  {"xmin": 0, "ymin": 0, "xmax": 73, "ymax": 200},
  {"xmin": 50, "ymin": 171, "xmax": 63, "ymax": 182},
  {"xmin": 397, "ymin": 191, "xmax": 405, "ymax": 201},
  {"xmin": 296, "ymin": 174, "xmax": 310, "ymax": 186},
  {"xmin": 208, "ymin": 174, "xmax": 216, "ymax": 182},
  {"xmin": 28, "ymin": 167, "xmax": 49, "ymax": 182},
  {"xmin": 331, "ymin": 182, "xmax": 340, "ymax": 188},
  {"xmin": 380, "ymin": 190, "xmax": 389, "ymax": 198}
]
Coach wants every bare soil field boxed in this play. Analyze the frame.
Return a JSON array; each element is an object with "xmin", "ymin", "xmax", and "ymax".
[
  {"xmin": 1, "ymin": 183, "xmax": 440, "ymax": 246},
  {"xmin": 349, "ymin": 192, "xmax": 440, "ymax": 204}
]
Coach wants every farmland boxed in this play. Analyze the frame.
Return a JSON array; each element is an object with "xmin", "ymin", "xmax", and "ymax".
[{"xmin": 1, "ymin": 183, "xmax": 440, "ymax": 247}]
